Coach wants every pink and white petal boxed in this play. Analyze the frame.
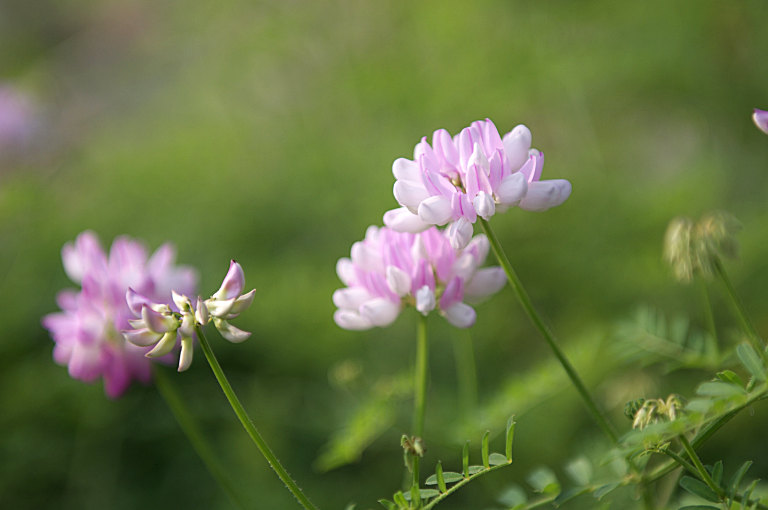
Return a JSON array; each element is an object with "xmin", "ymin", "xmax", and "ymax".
[
  {"xmin": 464, "ymin": 234, "xmax": 490, "ymax": 265},
  {"xmin": 518, "ymin": 179, "xmax": 572, "ymax": 211},
  {"xmin": 212, "ymin": 260, "xmax": 245, "ymax": 300},
  {"xmin": 67, "ymin": 341, "xmax": 103, "ymax": 382},
  {"xmin": 214, "ymin": 319, "xmax": 251, "ymax": 343},
  {"xmin": 415, "ymin": 286, "xmax": 436, "ymax": 315},
  {"xmin": 392, "ymin": 157, "xmax": 421, "ymax": 182},
  {"xmin": 496, "ymin": 172, "xmax": 528, "ymax": 206},
  {"xmin": 394, "ymin": 180, "xmax": 430, "ymax": 209},
  {"xmin": 359, "ymin": 298, "xmax": 401, "ymax": 327},
  {"xmin": 123, "ymin": 328, "xmax": 163, "ymax": 347},
  {"xmin": 336, "ymin": 257, "xmax": 356, "ymax": 285},
  {"xmin": 432, "ymin": 128, "xmax": 459, "ymax": 167},
  {"xmin": 439, "ymin": 276, "xmax": 464, "ymax": 310},
  {"xmin": 177, "ymin": 336, "xmax": 194, "ymax": 371},
  {"xmin": 228, "ymin": 289, "xmax": 256, "ymax": 316},
  {"xmin": 464, "ymin": 267, "xmax": 507, "ymax": 303},
  {"xmin": 384, "ymin": 207, "xmax": 431, "ymax": 233},
  {"xmin": 447, "ymin": 218, "xmax": 474, "ymax": 250},
  {"xmin": 334, "ymin": 309, "xmax": 373, "ymax": 330},
  {"xmin": 418, "ymin": 196, "xmax": 453, "ymax": 225},
  {"xmin": 351, "ymin": 240, "xmax": 381, "ymax": 271},
  {"xmin": 502, "ymin": 125, "xmax": 532, "ymax": 170},
  {"xmin": 754, "ymin": 109, "xmax": 768, "ymax": 135},
  {"xmin": 473, "ymin": 191, "xmax": 496, "ymax": 220},
  {"xmin": 146, "ymin": 331, "xmax": 179, "ymax": 358},
  {"xmin": 141, "ymin": 306, "xmax": 178, "ymax": 334},
  {"xmin": 126, "ymin": 288, "xmax": 155, "ymax": 316},
  {"xmin": 441, "ymin": 302, "xmax": 476, "ymax": 329},
  {"xmin": 333, "ymin": 287, "xmax": 373, "ymax": 310},
  {"xmin": 385, "ymin": 265, "xmax": 412, "ymax": 297}
]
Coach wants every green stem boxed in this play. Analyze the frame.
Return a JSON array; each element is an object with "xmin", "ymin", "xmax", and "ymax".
[
  {"xmin": 411, "ymin": 455, "xmax": 422, "ymax": 509},
  {"xmin": 713, "ymin": 257, "xmax": 764, "ymax": 355},
  {"xmin": 154, "ymin": 367, "xmax": 247, "ymax": 510},
  {"xmin": 678, "ymin": 434, "xmax": 725, "ymax": 499},
  {"xmin": 478, "ymin": 218, "xmax": 618, "ymax": 444},
  {"xmin": 195, "ymin": 325, "xmax": 320, "ymax": 510},
  {"xmin": 413, "ymin": 314, "xmax": 429, "ymax": 439},
  {"xmin": 699, "ymin": 280, "xmax": 719, "ymax": 359}
]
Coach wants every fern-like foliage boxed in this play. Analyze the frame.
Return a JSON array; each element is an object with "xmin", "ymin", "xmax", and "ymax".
[{"xmin": 377, "ymin": 417, "xmax": 517, "ymax": 510}]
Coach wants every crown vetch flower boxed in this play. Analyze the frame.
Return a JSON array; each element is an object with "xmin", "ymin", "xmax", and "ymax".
[
  {"xmin": 383, "ymin": 119, "xmax": 571, "ymax": 249},
  {"xmin": 333, "ymin": 226, "xmax": 506, "ymax": 330},
  {"xmin": 754, "ymin": 108, "xmax": 768, "ymax": 135},
  {"xmin": 42, "ymin": 231, "xmax": 197, "ymax": 398},
  {"xmin": 122, "ymin": 260, "xmax": 255, "ymax": 371}
]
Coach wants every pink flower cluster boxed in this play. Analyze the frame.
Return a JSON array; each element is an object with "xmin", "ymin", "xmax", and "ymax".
[
  {"xmin": 42, "ymin": 231, "xmax": 197, "ymax": 398},
  {"xmin": 384, "ymin": 119, "xmax": 571, "ymax": 249},
  {"xmin": 333, "ymin": 226, "xmax": 506, "ymax": 330}
]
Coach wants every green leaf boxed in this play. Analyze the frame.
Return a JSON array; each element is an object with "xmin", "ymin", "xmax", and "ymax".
[
  {"xmin": 434, "ymin": 461, "xmax": 446, "ymax": 493},
  {"xmin": 402, "ymin": 489, "xmax": 440, "ymax": 502},
  {"xmin": 593, "ymin": 483, "xmax": 620, "ymax": 500},
  {"xmin": 377, "ymin": 499, "xmax": 396, "ymax": 510},
  {"xmin": 426, "ymin": 471, "xmax": 463, "ymax": 485},
  {"xmin": 727, "ymin": 460, "xmax": 752, "ymax": 496},
  {"xmin": 393, "ymin": 490, "xmax": 408, "ymax": 508},
  {"xmin": 506, "ymin": 416, "xmax": 516, "ymax": 461},
  {"xmin": 679, "ymin": 476, "xmax": 720, "ymax": 503},
  {"xmin": 736, "ymin": 343, "xmax": 767, "ymax": 382},
  {"xmin": 462, "ymin": 441, "xmax": 470, "ymax": 477},
  {"xmin": 565, "ymin": 457, "xmax": 592, "ymax": 486},
  {"xmin": 696, "ymin": 381, "xmax": 745, "ymax": 397},
  {"xmin": 481, "ymin": 430, "xmax": 490, "ymax": 468},
  {"xmin": 489, "ymin": 453, "xmax": 509, "ymax": 466},
  {"xmin": 496, "ymin": 484, "xmax": 527, "ymax": 507},
  {"xmin": 716, "ymin": 370, "xmax": 745, "ymax": 388},
  {"xmin": 554, "ymin": 487, "xmax": 591, "ymax": 506},
  {"xmin": 527, "ymin": 467, "xmax": 560, "ymax": 495},
  {"xmin": 344, "ymin": 503, "xmax": 357, "ymax": 510},
  {"xmin": 468, "ymin": 465, "xmax": 485, "ymax": 475},
  {"xmin": 709, "ymin": 460, "xmax": 723, "ymax": 487}
]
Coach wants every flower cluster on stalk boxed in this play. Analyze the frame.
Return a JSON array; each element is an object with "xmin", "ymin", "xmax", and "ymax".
[
  {"xmin": 123, "ymin": 260, "xmax": 256, "ymax": 372},
  {"xmin": 333, "ymin": 226, "xmax": 506, "ymax": 330},
  {"xmin": 42, "ymin": 231, "xmax": 197, "ymax": 398},
  {"xmin": 383, "ymin": 119, "xmax": 571, "ymax": 249}
]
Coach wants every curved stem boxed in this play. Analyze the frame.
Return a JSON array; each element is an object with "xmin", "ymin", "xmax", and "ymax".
[
  {"xmin": 713, "ymin": 257, "xmax": 764, "ymax": 356},
  {"xmin": 413, "ymin": 314, "xmax": 429, "ymax": 439},
  {"xmin": 478, "ymin": 218, "xmax": 618, "ymax": 444},
  {"xmin": 154, "ymin": 367, "xmax": 247, "ymax": 510},
  {"xmin": 195, "ymin": 325, "xmax": 320, "ymax": 510},
  {"xmin": 678, "ymin": 434, "xmax": 725, "ymax": 499}
]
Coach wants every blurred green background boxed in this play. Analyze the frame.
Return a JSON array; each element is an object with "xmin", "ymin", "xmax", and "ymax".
[{"xmin": 2, "ymin": 0, "xmax": 768, "ymax": 508}]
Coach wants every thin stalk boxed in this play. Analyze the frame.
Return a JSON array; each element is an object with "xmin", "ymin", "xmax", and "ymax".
[
  {"xmin": 411, "ymin": 455, "xmax": 422, "ymax": 509},
  {"xmin": 413, "ymin": 314, "xmax": 429, "ymax": 439},
  {"xmin": 678, "ymin": 434, "xmax": 725, "ymax": 499},
  {"xmin": 195, "ymin": 325, "xmax": 320, "ymax": 510},
  {"xmin": 154, "ymin": 367, "xmax": 247, "ymax": 510},
  {"xmin": 478, "ymin": 218, "xmax": 618, "ymax": 443},
  {"xmin": 699, "ymin": 280, "xmax": 719, "ymax": 359},
  {"xmin": 452, "ymin": 331, "xmax": 478, "ymax": 418},
  {"xmin": 713, "ymin": 257, "xmax": 764, "ymax": 356}
]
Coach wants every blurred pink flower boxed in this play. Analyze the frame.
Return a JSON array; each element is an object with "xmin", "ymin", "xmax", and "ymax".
[
  {"xmin": 384, "ymin": 119, "xmax": 571, "ymax": 249},
  {"xmin": 333, "ymin": 226, "xmax": 506, "ymax": 330},
  {"xmin": 754, "ymin": 108, "xmax": 768, "ymax": 135},
  {"xmin": 42, "ymin": 231, "xmax": 197, "ymax": 398},
  {"xmin": 0, "ymin": 85, "xmax": 38, "ymax": 153}
]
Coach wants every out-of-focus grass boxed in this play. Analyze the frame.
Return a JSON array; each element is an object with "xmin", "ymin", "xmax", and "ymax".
[{"xmin": 1, "ymin": 0, "xmax": 768, "ymax": 508}]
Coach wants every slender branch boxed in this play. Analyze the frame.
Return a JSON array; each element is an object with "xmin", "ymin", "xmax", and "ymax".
[
  {"xmin": 413, "ymin": 314, "xmax": 429, "ymax": 439},
  {"xmin": 478, "ymin": 218, "xmax": 618, "ymax": 443},
  {"xmin": 678, "ymin": 434, "xmax": 725, "ymax": 499},
  {"xmin": 713, "ymin": 257, "xmax": 764, "ymax": 356},
  {"xmin": 195, "ymin": 325, "xmax": 320, "ymax": 510},
  {"xmin": 422, "ymin": 461, "xmax": 513, "ymax": 510},
  {"xmin": 154, "ymin": 367, "xmax": 247, "ymax": 510},
  {"xmin": 699, "ymin": 280, "xmax": 719, "ymax": 359}
]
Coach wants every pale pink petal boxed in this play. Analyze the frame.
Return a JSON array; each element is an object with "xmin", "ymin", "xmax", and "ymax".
[
  {"xmin": 754, "ymin": 109, "xmax": 768, "ymax": 135},
  {"xmin": 442, "ymin": 302, "xmax": 476, "ymax": 328},
  {"xmin": 392, "ymin": 157, "xmax": 421, "ymax": 181},
  {"xmin": 464, "ymin": 267, "xmax": 506, "ymax": 303},
  {"xmin": 334, "ymin": 309, "xmax": 373, "ymax": 330},
  {"xmin": 385, "ymin": 265, "xmax": 411, "ymax": 297},
  {"xmin": 212, "ymin": 260, "xmax": 245, "ymax": 300},
  {"xmin": 502, "ymin": 125, "xmax": 532, "ymax": 170},
  {"xmin": 418, "ymin": 196, "xmax": 453, "ymax": 225},
  {"xmin": 333, "ymin": 287, "xmax": 373, "ymax": 310},
  {"xmin": 448, "ymin": 218, "xmax": 473, "ymax": 250},
  {"xmin": 359, "ymin": 298, "xmax": 401, "ymax": 327},
  {"xmin": 177, "ymin": 336, "xmax": 194, "ymax": 371},
  {"xmin": 473, "ymin": 191, "xmax": 495, "ymax": 220},
  {"xmin": 496, "ymin": 172, "xmax": 528, "ymax": 206},
  {"xmin": 383, "ymin": 207, "xmax": 431, "ymax": 233},
  {"xmin": 518, "ymin": 179, "xmax": 572, "ymax": 211},
  {"xmin": 415, "ymin": 286, "xmax": 436, "ymax": 315},
  {"xmin": 394, "ymin": 180, "xmax": 430, "ymax": 209}
]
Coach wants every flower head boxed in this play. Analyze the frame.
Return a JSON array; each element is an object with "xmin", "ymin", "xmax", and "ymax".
[
  {"xmin": 754, "ymin": 108, "xmax": 768, "ymax": 135},
  {"xmin": 122, "ymin": 260, "xmax": 255, "ymax": 371},
  {"xmin": 333, "ymin": 226, "xmax": 506, "ymax": 330},
  {"xmin": 384, "ymin": 119, "xmax": 571, "ymax": 248},
  {"xmin": 42, "ymin": 231, "xmax": 197, "ymax": 398}
]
